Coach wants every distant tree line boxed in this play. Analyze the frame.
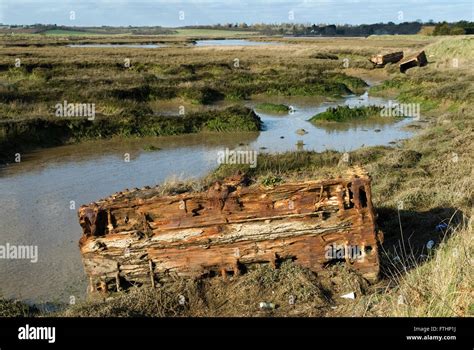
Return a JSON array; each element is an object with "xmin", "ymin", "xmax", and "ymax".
[
  {"xmin": 179, "ymin": 21, "xmax": 473, "ymax": 36},
  {"xmin": 432, "ymin": 21, "xmax": 474, "ymax": 35},
  {"xmin": 298, "ymin": 22, "xmax": 424, "ymax": 36},
  {"xmin": 1, "ymin": 21, "xmax": 473, "ymax": 36},
  {"xmin": 195, "ymin": 21, "xmax": 416, "ymax": 36}
]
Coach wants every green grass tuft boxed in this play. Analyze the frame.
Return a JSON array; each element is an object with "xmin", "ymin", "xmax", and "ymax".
[
  {"xmin": 310, "ymin": 105, "xmax": 398, "ymax": 123},
  {"xmin": 254, "ymin": 103, "xmax": 290, "ymax": 114}
]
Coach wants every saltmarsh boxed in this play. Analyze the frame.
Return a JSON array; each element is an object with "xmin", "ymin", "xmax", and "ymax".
[
  {"xmin": 0, "ymin": 34, "xmax": 471, "ymax": 317},
  {"xmin": 0, "ymin": 36, "xmax": 372, "ymax": 158}
]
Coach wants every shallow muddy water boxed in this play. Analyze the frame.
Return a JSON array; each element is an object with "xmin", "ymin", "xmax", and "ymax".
[
  {"xmin": 194, "ymin": 39, "xmax": 278, "ymax": 46},
  {"xmin": 0, "ymin": 92, "xmax": 414, "ymax": 303},
  {"xmin": 67, "ymin": 40, "xmax": 278, "ymax": 49},
  {"xmin": 68, "ymin": 44, "xmax": 166, "ymax": 48}
]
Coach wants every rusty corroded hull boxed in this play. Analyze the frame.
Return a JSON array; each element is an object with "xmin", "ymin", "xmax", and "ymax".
[
  {"xmin": 78, "ymin": 167, "xmax": 383, "ymax": 294},
  {"xmin": 400, "ymin": 51, "xmax": 428, "ymax": 73}
]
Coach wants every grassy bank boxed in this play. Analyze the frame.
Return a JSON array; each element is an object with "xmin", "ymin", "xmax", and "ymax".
[
  {"xmin": 309, "ymin": 105, "xmax": 400, "ymax": 123},
  {"xmin": 0, "ymin": 105, "xmax": 261, "ymax": 163},
  {"xmin": 254, "ymin": 102, "xmax": 290, "ymax": 114}
]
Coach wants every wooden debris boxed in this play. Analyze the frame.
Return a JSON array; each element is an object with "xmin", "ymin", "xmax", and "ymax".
[
  {"xmin": 399, "ymin": 51, "xmax": 428, "ymax": 73},
  {"xmin": 78, "ymin": 167, "xmax": 383, "ymax": 295},
  {"xmin": 369, "ymin": 51, "xmax": 404, "ymax": 67}
]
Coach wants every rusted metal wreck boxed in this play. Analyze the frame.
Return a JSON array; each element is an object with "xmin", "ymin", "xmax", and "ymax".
[
  {"xmin": 78, "ymin": 167, "xmax": 383, "ymax": 294},
  {"xmin": 399, "ymin": 51, "xmax": 428, "ymax": 73}
]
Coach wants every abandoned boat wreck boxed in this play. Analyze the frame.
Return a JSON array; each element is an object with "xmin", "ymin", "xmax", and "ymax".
[
  {"xmin": 369, "ymin": 51, "xmax": 404, "ymax": 67},
  {"xmin": 399, "ymin": 51, "xmax": 428, "ymax": 73},
  {"xmin": 78, "ymin": 167, "xmax": 383, "ymax": 295}
]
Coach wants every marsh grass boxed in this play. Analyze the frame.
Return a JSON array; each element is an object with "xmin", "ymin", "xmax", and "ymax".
[
  {"xmin": 0, "ymin": 38, "xmax": 367, "ymax": 123},
  {"xmin": 254, "ymin": 102, "xmax": 290, "ymax": 114},
  {"xmin": 0, "ymin": 36, "xmax": 370, "ymax": 159},
  {"xmin": 0, "ymin": 105, "xmax": 262, "ymax": 162},
  {"xmin": 0, "ymin": 297, "xmax": 37, "ymax": 317},
  {"xmin": 310, "ymin": 105, "xmax": 399, "ymax": 123}
]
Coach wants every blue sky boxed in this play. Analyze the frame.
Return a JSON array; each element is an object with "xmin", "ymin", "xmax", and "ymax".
[{"xmin": 1, "ymin": 0, "xmax": 473, "ymax": 26}]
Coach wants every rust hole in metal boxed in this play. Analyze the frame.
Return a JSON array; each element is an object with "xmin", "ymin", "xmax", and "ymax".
[{"xmin": 359, "ymin": 187, "xmax": 368, "ymax": 208}]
